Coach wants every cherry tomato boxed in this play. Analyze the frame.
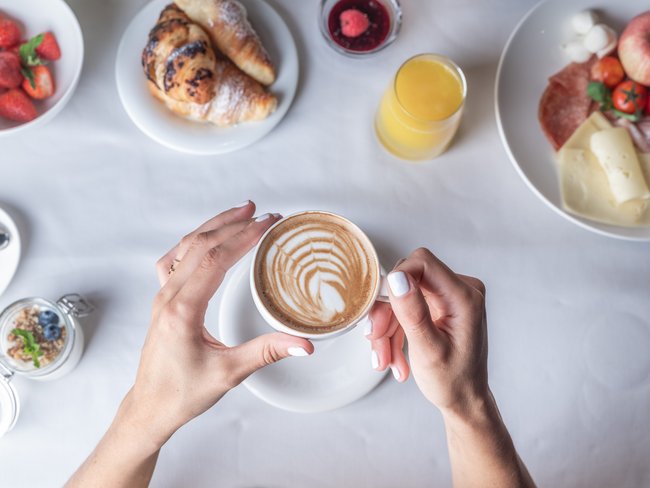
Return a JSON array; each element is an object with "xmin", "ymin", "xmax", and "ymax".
[
  {"xmin": 591, "ymin": 56, "xmax": 625, "ymax": 88},
  {"xmin": 612, "ymin": 81, "xmax": 647, "ymax": 114}
]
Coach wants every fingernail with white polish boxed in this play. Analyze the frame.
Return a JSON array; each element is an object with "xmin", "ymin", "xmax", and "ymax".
[
  {"xmin": 288, "ymin": 347, "xmax": 309, "ymax": 357},
  {"xmin": 371, "ymin": 350, "xmax": 379, "ymax": 370},
  {"xmin": 255, "ymin": 213, "xmax": 272, "ymax": 222},
  {"xmin": 391, "ymin": 365, "xmax": 401, "ymax": 381},
  {"xmin": 272, "ymin": 213, "xmax": 282, "ymax": 219},
  {"xmin": 235, "ymin": 200, "xmax": 251, "ymax": 208},
  {"xmin": 387, "ymin": 271, "xmax": 410, "ymax": 297},
  {"xmin": 363, "ymin": 318, "xmax": 373, "ymax": 337}
]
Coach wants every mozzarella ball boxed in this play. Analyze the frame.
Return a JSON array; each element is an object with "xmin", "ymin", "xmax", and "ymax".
[
  {"xmin": 562, "ymin": 40, "xmax": 592, "ymax": 63},
  {"xmin": 584, "ymin": 24, "xmax": 617, "ymax": 53},
  {"xmin": 571, "ymin": 10, "xmax": 598, "ymax": 35}
]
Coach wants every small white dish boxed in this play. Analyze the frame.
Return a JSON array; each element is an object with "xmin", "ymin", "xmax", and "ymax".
[
  {"xmin": 0, "ymin": 0, "xmax": 84, "ymax": 136},
  {"xmin": 495, "ymin": 0, "xmax": 650, "ymax": 241},
  {"xmin": 219, "ymin": 254, "xmax": 388, "ymax": 413},
  {"xmin": 0, "ymin": 207, "xmax": 21, "ymax": 299},
  {"xmin": 115, "ymin": 0, "xmax": 299, "ymax": 155}
]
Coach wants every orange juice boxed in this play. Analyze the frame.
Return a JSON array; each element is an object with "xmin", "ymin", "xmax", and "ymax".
[{"xmin": 375, "ymin": 54, "xmax": 466, "ymax": 161}]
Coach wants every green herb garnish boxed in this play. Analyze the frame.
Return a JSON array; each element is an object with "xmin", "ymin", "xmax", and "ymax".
[
  {"xmin": 611, "ymin": 109, "xmax": 642, "ymax": 122},
  {"xmin": 587, "ymin": 81, "xmax": 613, "ymax": 111},
  {"xmin": 19, "ymin": 34, "xmax": 45, "ymax": 67},
  {"xmin": 21, "ymin": 67, "xmax": 36, "ymax": 89},
  {"xmin": 11, "ymin": 328, "xmax": 44, "ymax": 368}
]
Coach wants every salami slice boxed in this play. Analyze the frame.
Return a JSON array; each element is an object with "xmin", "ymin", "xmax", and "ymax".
[{"xmin": 539, "ymin": 59, "xmax": 595, "ymax": 150}]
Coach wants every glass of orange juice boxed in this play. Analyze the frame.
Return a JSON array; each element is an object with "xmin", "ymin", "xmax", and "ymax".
[{"xmin": 375, "ymin": 53, "xmax": 467, "ymax": 161}]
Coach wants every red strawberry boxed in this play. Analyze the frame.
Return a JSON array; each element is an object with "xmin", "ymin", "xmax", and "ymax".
[
  {"xmin": 8, "ymin": 39, "xmax": 26, "ymax": 57},
  {"xmin": 35, "ymin": 32, "xmax": 60, "ymax": 61},
  {"xmin": 0, "ymin": 51, "xmax": 22, "ymax": 89},
  {"xmin": 0, "ymin": 89, "xmax": 37, "ymax": 122},
  {"xmin": 22, "ymin": 65, "xmax": 54, "ymax": 99},
  {"xmin": 0, "ymin": 17, "xmax": 21, "ymax": 49}
]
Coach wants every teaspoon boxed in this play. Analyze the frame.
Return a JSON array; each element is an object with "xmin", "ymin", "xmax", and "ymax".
[{"xmin": 0, "ymin": 225, "xmax": 10, "ymax": 251}]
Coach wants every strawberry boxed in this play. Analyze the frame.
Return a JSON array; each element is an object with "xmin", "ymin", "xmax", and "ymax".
[
  {"xmin": 0, "ymin": 89, "xmax": 37, "ymax": 122},
  {"xmin": 22, "ymin": 65, "xmax": 54, "ymax": 99},
  {"xmin": 0, "ymin": 17, "xmax": 21, "ymax": 49},
  {"xmin": 35, "ymin": 32, "xmax": 60, "ymax": 61},
  {"xmin": 8, "ymin": 39, "xmax": 26, "ymax": 57},
  {"xmin": 0, "ymin": 51, "xmax": 22, "ymax": 88}
]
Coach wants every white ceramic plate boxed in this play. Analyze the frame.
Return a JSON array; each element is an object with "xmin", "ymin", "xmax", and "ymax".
[
  {"xmin": 0, "ymin": 0, "xmax": 84, "ymax": 136},
  {"xmin": 115, "ymin": 0, "xmax": 298, "ymax": 155},
  {"xmin": 0, "ymin": 207, "xmax": 21, "ymax": 299},
  {"xmin": 218, "ymin": 254, "xmax": 388, "ymax": 413},
  {"xmin": 496, "ymin": 0, "xmax": 650, "ymax": 241}
]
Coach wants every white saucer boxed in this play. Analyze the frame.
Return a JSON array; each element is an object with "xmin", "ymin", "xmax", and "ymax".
[
  {"xmin": 0, "ymin": 207, "xmax": 21, "ymax": 299},
  {"xmin": 115, "ymin": 0, "xmax": 299, "ymax": 155},
  {"xmin": 218, "ymin": 255, "xmax": 388, "ymax": 413}
]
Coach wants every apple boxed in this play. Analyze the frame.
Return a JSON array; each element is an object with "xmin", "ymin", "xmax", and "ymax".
[{"xmin": 618, "ymin": 11, "xmax": 650, "ymax": 86}]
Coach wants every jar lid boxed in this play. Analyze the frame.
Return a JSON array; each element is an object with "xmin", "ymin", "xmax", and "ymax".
[{"xmin": 0, "ymin": 371, "xmax": 19, "ymax": 438}]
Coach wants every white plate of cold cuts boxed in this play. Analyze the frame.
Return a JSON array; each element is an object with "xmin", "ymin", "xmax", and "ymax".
[{"xmin": 496, "ymin": 0, "xmax": 650, "ymax": 240}]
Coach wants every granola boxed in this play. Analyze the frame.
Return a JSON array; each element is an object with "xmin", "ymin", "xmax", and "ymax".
[{"xmin": 7, "ymin": 306, "xmax": 66, "ymax": 368}]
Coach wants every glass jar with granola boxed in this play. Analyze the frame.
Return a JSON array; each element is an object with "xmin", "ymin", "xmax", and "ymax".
[{"xmin": 0, "ymin": 294, "xmax": 93, "ymax": 437}]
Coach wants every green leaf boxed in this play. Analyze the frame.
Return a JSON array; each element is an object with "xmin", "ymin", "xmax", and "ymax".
[
  {"xmin": 11, "ymin": 328, "xmax": 43, "ymax": 368},
  {"xmin": 587, "ymin": 82, "xmax": 608, "ymax": 102},
  {"xmin": 21, "ymin": 67, "xmax": 36, "ymax": 89},
  {"xmin": 18, "ymin": 34, "xmax": 45, "ymax": 67},
  {"xmin": 587, "ymin": 81, "xmax": 612, "ymax": 111},
  {"xmin": 612, "ymin": 109, "xmax": 641, "ymax": 122}
]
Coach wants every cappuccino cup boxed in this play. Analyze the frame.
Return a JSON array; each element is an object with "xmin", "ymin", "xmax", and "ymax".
[{"xmin": 250, "ymin": 211, "xmax": 388, "ymax": 340}]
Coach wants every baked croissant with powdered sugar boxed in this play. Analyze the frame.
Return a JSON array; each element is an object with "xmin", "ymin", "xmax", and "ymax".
[
  {"xmin": 174, "ymin": 0, "xmax": 276, "ymax": 86},
  {"xmin": 142, "ymin": 4, "xmax": 217, "ymax": 104},
  {"xmin": 142, "ymin": 3, "xmax": 277, "ymax": 127}
]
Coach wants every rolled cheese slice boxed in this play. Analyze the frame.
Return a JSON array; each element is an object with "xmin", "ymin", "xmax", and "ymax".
[
  {"xmin": 560, "ymin": 111, "xmax": 611, "ymax": 152},
  {"xmin": 590, "ymin": 127, "xmax": 650, "ymax": 204},
  {"xmin": 559, "ymin": 149, "xmax": 650, "ymax": 226}
]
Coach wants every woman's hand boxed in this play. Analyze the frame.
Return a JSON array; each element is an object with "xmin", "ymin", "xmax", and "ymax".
[
  {"xmin": 366, "ymin": 248, "xmax": 535, "ymax": 488},
  {"xmin": 131, "ymin": 201, "xmax": 314, "ymax": 445},
  {"xmin": 67, "ymin": 202, "xmax": 314, "ymax": 488},
  {"xmin": 367, "ymin": 247, "xmax": 488, "ymax": 415}
]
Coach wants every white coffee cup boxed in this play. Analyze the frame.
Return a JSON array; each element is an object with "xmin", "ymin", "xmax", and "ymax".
[{"xmin": 250, "ymin": 211, "xmax": 389, "ymax": 340}]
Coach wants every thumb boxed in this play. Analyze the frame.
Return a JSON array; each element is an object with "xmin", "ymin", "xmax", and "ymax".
[
  {"xmin": 228, "ymin": 332, "xmax": 314, "ymax": 382},
  {"xmin": 387, "ymin": 271, "xmax": 446, "ymax": 348}
]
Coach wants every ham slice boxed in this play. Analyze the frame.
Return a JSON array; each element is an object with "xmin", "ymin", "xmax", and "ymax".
[
  {"xmin": 615, "ymin": 117, "xmax": 650, "ymax": 153},
  {"xmin": 539, "ymin": 59, "xmax": 595, "ymax": 150}
]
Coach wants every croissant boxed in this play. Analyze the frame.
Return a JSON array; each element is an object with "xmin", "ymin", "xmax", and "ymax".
[
  {"xmin": 174, "ymin": 0, "xmax": 276, "ymax": 86},
  {"xmin": 147, "ymin": 57, "xmax": 277, "ymax": 126},
  {"xmin": 142, "ymin": 4, "xmax": 217, "ymax": 104}
]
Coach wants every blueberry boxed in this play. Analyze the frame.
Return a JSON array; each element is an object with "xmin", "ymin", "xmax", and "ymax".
[
  {"xmin": 38, "ymin": 310, "xmax": 60, "ymax": 326},
  {"xmin": 43, "ymin": 324, "xmax": 61, "ymax": 341}
]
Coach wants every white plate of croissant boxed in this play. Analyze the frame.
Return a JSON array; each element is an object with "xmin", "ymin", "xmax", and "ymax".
[{"xmin": 116, "ymin": 0, "xmax": 298, "ymax": 155}]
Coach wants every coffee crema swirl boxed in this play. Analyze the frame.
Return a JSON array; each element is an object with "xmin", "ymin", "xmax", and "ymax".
[{"xmin": 254, "ymin": 213, "xmax": 378, "ymax": 333}]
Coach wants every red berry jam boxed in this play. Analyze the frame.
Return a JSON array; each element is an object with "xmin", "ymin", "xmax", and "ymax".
[{"xmin": 328, "ymin": 0, "xmax": 391, "ymax": 52}]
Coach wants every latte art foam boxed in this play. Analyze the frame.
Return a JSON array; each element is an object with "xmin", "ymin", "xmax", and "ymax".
[{"xmin": 254, "ymin": 213, "xmax": 378, "ymax": 333}]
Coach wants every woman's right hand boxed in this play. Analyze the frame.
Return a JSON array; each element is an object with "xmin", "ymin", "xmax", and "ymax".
[
  {"xmin": 368, "ymin": 248, "xmax": 536, "ymax": 487},
  {"xmin": 367, "ymin": 248, "xmax": 490, "ymax": 417}
]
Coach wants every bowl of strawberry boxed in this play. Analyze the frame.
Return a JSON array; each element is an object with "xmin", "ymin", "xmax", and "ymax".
[{"xmin": 0, "ymin": 0, "xmax": 83, "ymax": 135}]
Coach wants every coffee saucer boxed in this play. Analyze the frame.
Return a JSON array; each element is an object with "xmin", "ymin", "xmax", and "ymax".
[
  {"xmin": 0, "ymin": 206, "xmax": 21, "ymax": 299},
  {"xmin": 218, "ymin": 254, "xmax": 388, "ymax": 413}
]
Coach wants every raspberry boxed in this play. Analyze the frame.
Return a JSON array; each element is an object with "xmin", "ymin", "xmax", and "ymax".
[{"xmin": 340, "ymin": 9, "xmax": 370, "ymax": 38}]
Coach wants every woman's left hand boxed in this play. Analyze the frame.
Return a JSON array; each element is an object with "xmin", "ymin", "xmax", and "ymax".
[{"xmin": 129, "ymin": 201, "xmax": 314, "ymax": 446}]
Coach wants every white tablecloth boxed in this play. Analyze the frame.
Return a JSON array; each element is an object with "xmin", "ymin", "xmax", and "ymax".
[{"xmin": 2, "ymin": 0, "xmax": 650, "ymax": 486}]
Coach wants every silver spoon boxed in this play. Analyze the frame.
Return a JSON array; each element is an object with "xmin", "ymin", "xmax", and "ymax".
[{"xmin": 0, "ymin": 224, "xmax": 10, "ymax": 250}]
